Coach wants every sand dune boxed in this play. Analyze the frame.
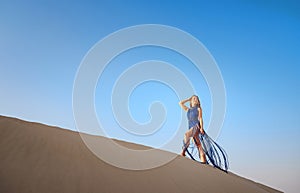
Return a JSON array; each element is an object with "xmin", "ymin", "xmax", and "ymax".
[{"xmin": 0, "ymin": 116, "xmax": 281, "ymax": 193}]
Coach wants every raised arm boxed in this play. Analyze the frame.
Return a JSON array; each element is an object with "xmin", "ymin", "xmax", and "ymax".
[{"xmin": 178, "ymin": 97, "xmax": 191, "ymax": 112}]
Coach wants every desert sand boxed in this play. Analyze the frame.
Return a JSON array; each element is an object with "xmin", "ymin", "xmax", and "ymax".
[{"xmin": 0, "ymin": 115, "xmax": 282, "ymax": 193}]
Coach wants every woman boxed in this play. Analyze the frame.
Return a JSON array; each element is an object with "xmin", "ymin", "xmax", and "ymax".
[{"xmin": 179, "ymin": 95, "xmax": 229, "ymax": 172}]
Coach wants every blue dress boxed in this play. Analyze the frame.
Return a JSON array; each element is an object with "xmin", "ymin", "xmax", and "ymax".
[
  {"xmin": 187, "ymin": 106, "xmax": 200, "ymax": 135},
  {"xmin": 183, "ymin": 106, "xmax": 229, "ymax": 172}
]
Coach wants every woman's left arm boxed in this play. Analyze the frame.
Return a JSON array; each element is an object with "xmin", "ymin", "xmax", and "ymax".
[{"xmin": 198, "ymin": 107, "xmax": 205, "ymax": 134}]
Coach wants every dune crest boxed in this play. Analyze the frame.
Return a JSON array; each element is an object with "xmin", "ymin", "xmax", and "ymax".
[{"xmin": 0, "ymin": 116, "xmax": 281, "ymax": 193}]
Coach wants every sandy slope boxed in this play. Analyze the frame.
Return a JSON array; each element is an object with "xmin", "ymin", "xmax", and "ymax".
[{"xmin": 0, "ymin": 116, "xmax": 282, "ymax": 193}]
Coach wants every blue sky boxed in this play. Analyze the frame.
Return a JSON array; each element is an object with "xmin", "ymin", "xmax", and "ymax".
[{"xmin": 1, "ymin": 0, "xmax": 299, "ymax": 192}]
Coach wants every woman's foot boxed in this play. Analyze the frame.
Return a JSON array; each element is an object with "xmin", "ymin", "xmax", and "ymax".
[
  {"xmin": 180, "ymin": 151, "xmax": 186, "ymax": 156},
  {"xmin": 200, "ymin": 156, "xmax": 207, "ymax": 163}
]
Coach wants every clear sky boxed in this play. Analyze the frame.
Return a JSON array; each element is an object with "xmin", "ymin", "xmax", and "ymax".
[{"xmin": 1, "ymin": 0, "xmax": 299, "ymax": 192}]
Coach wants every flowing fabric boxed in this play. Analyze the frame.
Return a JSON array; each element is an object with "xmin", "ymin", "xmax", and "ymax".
[{"xmin": 182, "ymin": 106, "xmax": 229, "ymax": 172}]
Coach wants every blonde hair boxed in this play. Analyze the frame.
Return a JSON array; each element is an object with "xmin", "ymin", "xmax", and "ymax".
[{"xmin": 190, "ymin": 95, "xmax": 201, "ymax": 108}]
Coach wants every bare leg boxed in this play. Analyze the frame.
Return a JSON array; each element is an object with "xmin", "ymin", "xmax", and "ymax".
[
  {"xmin": 180, "ymin": 128, "xmax": 194, "ymax": 156},
  {"xmin": 194, "ymin": 134, "xmax": 207, "ymax": 163}
]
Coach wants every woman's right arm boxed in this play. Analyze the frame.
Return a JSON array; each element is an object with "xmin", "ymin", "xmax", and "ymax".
[{"xmin": 178, "ymin": 97, "xmax": 191, "ymax": 112}]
